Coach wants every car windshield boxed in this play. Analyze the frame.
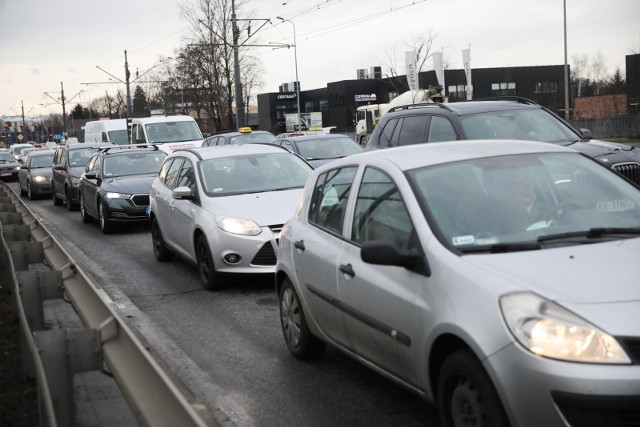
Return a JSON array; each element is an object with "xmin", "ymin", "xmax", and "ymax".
[
  {"xmin": 460, "ymin": 108, "xmax": 581, "ymax": 144},
  {"xmin": 108, "ymin": 129, "xmax": 129, "ymax": 145},
  {"xmin": 145, "ymin": 121, "xmax": 203, "ymax": 143},
  {"xmin": 30, "ymin": 154, "xmax": 54, "ymax": 168},
  {"xmin": 14, "ymin": 146, "xmax": 33, "ymax": 155},
  {"xmin": 295, "ymin": 137, "xmax": 363, "ymax": 159},
  {"xmin": 228, "ymin": 132, "xmax": 277, "ymax": 144},
  {"xmin": 68, "ymin": 148, "xmax": 103, "ymax": 167},
  {"xmin": 102, "ymin": 152, "xmax": 167, "ymax": 177},
  {"xmin": 0, "ymin": 153, "xmax": 17, "ymax": 163},
  {"xmin": 407, "ymin": 152, "xmax": 640, "ymax": 252},
  {"xmin": 199, "ymin": 152, "xmax": 312, "ymax": 196}
]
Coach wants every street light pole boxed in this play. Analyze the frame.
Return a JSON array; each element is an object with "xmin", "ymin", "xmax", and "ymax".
[
  {"xmin": 277, "ymin": 17, "xmax": 301, "ymax": 132},
  {"xmin": 563, "ymin": 0, "xmax": 570, "ymax": 121}
]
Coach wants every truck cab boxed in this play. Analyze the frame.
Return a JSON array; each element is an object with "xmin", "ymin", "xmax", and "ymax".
[{"xmin": 129, "ymin": 115, "xmax": 203, "ymax": 154}]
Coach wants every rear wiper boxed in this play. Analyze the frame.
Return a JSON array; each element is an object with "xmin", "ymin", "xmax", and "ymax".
[
  {"xmin": 537, "ymin": 227, "xmax": 640, "ymax": 242},
  {"xmin": 459, "ymin": 242, "xmax": 542, "ymax": 253}
]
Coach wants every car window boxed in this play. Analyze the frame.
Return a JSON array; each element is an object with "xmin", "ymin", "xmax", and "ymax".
[
  {"xmin": 176, "ymin": 159, "xmax": 196, "ymax": 192},
  {"xmin": 427, "ymin": 116, "xmax": 458, "ymax": 142},
  {"xmin": 397, "ymin": 115, "xmax": 428, "ymax": 146},
  {"xmin": 308, "ymin": 167, "xmax": 357, "ymax": 235},
  {"xmin": 351, "ymin": 167, "xmax": 414, "ymax": 249},
  {"xmin": 165, "ymin": 158, "xmax": 185, "ymax": 189},
  {"xmin": 86, "ymin": 155, "xmax": 98, "ymax": 172},
  {"xmin": 378, "ymin": 118, "xmax": 398, "ymax": 148},
  {"xmin": 159, "ymin": 158, "xmax": 174, "ymax": 182}
]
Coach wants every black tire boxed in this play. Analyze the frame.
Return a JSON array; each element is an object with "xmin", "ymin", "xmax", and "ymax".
[
  {"xmin": 438, "ymin": 350, "xmax": 509, "ymax": 427},
  {"xmin": 79, "ymin": 193, "xmax": 93, "ymax": 223},
  {"xmin": 52, "ymin": 184, "xmax": 63, "ymax": 206},
  {"xmin": 151, "ymin": 218, "xmax": 174, "ymax": 261},
  {"xmin": 98, "ymin": 202, "xmax": 112, "ymax": 234},
  {"xmin": 196, "ymin": 234, "xmax": 222, "ymax": 291},
  {"xmin": 279, "ymin": 278, "xmax": 326, "ymax": 359},
  {"xmin": 27, "ymin": 182, "xmax": 36, "ymax": 200},
  {"xmin": 65, "ymin": 186, "xmax": 78, "ymax": 211}
]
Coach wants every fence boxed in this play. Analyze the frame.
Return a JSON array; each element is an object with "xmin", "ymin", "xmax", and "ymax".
[
  {"xmin": 570, "ymin": 115, "xmax": 640, "ymax": 140},
  {"xmin": 0, "ymin": 182, "xmax": 207, "ymax": 427}
]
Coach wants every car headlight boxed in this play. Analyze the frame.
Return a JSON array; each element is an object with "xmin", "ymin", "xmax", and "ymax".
[
  {"xmin": 33, "ymin": 176, "xmax": 48, "ymax": 182},
  {"xmin": 104, "ymin": 192, "xmax": 131, "ymax": 199},
  {"xmin": 71, "ymin": 177, "xmax": 81, "ymax": 185},
  {"xmin": 216, "ymin": 216, "xmax": 262, "ymax": 236},
  {"xmin": 500, "ymin": 292, "xmax": 630, "ymax": 364}
]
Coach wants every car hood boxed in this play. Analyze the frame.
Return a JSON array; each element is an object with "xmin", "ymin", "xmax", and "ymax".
[
  {"xmin": 463, "ymin": 238, "xmax": 640, "ymax": 304},
  {"xmin": 569, "ymin": 140, "xmax": 640, "ymax": 164},
  {"xmin": 28, "ymin": 168, "xmax": 53, "ymax": 178},
  {"xmin": 100, "ymin": 174, "xmax": 156, "ymax": 194},
  {"xmin": 205, "ymin": 188, "xmax": 303, "ymax": 226},
  {"xmin": 463, "ymin": 238, "xmax": 640, "ymax": 333}
]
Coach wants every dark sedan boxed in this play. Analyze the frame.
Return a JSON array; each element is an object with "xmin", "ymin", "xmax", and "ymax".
[
  {"xmin": 273, "ymin": 134, "xmax": 363, "ymax": 167},
  {"xmin": 18, "ymin": 149, "xmax": 55, "ymax": 199},
  {"xmin": 0, "ymin": 152, "xmax": 20, "ymax": 181},
  {"xmin": 78, "ymin": 146, "xmax": 166, "ymax": 233}
]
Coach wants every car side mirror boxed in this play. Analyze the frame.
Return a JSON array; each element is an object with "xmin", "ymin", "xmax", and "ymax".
[
  {"xmin": 84, "ymin": 172, "xmax": 97, "ymax": 180},
  {"xmin": 172, "ymin": 186, "xmax": 194, "ymax": 200},
  {"xmin": 53, "ymin": 164, "xmax": 64, "ymax": 170},
  {"xmin": 579, "ymin": 128, "xmax": 593, "ymax": 140},
  {"xmin": 361, "ymin": 240, "xmax": 429, "ymax": 276}
]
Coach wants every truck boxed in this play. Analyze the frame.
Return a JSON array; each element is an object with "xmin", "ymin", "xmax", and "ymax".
[
  {"xmin": 129, "ymin": 115, "xmax": 203, "ymax": 154},
  {"xmin": 354, "ymin": 87, "xmax": 446, "ymax": 146}
]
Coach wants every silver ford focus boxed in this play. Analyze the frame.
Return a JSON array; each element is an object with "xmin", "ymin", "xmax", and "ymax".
[
  {"xmin": 275, "ymin": 140, "xmax": 640, "ymax": 427},
  {"xmin": 149, "ymin": 144, "xmax": 313, "ymax": 290}
]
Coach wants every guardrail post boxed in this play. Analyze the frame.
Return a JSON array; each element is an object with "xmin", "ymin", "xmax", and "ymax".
[
  {"xmin": 17, "ymin": 270, "xmax": 64, "ymax": 378},
  {"xmin": 33, "ymin": 328, "xmax": 103, "ymax": 427},
  {"xmin": 8, "ymin": 241, "xmax": 45, "ymax": 271}
]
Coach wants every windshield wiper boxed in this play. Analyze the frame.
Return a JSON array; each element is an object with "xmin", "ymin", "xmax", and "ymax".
[
  {"xmin": 459, "ymin": 242, "xmax": 542, "ymax": 254},
  {"xmin": 537, "ymin": 227, "xmax": 640, "ymax": 242}
]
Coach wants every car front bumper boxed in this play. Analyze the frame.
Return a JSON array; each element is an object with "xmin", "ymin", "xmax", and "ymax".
[{"xmin": 209, "ymin": 227, "xmax": 280, "ymax": 274}]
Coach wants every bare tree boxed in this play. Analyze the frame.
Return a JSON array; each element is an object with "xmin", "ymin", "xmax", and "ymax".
[
  {"xmin": 379, "ymin": 30, "xmax": 441, "ymax": 78},
  {"xmin": 628, "ymin": 34, "xmax": 640, "ymax": 54},
  {"xmin": 571, "ymin": 51, "xmax": 610, "ymax": 96}
]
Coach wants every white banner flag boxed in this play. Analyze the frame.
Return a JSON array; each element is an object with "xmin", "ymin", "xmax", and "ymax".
[
  {"xmin": 405, "ymin": 51, "xmax": 419, "ymax": 91},
  {"xmin": 462, "ymin": 48, "xmax": 472, "ymax": 100},
  {"xmin": 433, "ymin": 52, "xmax": 444, "ymax": 89}
]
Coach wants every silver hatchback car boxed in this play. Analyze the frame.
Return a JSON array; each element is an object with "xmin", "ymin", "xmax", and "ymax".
[
  {"xmin": 149, "ymin": 144, "xmax": 313, "ymax": 290},
  {"xmin": 276, "ymin": 140, "xmax": 640, "ymax": 427}
]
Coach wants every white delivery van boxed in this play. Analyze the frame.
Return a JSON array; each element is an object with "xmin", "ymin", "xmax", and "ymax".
[
  {"xmin": 84, "ymin": 119, "xmax": 128, "ymax": 145},
  {"xmin": 129, "ymin": 115, "xmax": 203, "ymax": 154}
]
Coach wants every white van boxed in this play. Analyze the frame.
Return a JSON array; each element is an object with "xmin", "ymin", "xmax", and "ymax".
[
  {"xmin": 129, "ymin": 115, "xmax": 203, "ymax": 154},
  {"xmin": 84, "ymin": 119, "xmax": 128, "ymax": 145}
]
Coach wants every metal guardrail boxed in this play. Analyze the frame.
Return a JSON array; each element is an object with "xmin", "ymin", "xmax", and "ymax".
[{"xmin": 0, "ymin": 181, "xmax": 207, "ymax": 427}]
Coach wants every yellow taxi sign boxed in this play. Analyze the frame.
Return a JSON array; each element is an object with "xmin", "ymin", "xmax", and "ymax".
[{"xmin": 238, "ymin": 127, "xmax": 252, "ymax": 133}]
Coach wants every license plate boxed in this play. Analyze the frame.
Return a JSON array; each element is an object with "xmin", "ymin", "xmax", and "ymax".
[{"xmin": 1, "ymin": 173, "xmax": 11, "ymax": 177}]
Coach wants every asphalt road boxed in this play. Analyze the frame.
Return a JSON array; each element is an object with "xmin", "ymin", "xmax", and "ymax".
[{"xmin": 10, "ymin": 182, "xmax": 439, "ymax": 427}]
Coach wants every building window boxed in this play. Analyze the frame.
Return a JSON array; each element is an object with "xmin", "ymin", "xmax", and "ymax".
[
  {"xmin": 491, "ymin": 82, "xmax": 516, "ymax": 96},
  {"xmin": 534, "ymin": 81, "xmax": 558, "ymax": 94},
  {"xmin": 319, "ymin": 99, "xmax": 328, "ymax": 111},
  {"xmin": 447, "ymin": 84, "xmax": 472, "ymax": 101},
  {"xmin": 305, "ymin": 100, "xmax": 314, "ymax": 111}
]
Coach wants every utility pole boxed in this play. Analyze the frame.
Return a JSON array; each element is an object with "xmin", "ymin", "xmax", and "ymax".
[
  {"xmin": 125, "ymin": 50, "xmax": 132, "ymax": 118},
  {"xmin": 232, "ymin": 0, "xmax": 245, "ymax": 128},
  {"xmin": 61, "ymin": 82, "xmax": 67, "ymax": 142},
  {"xmin": 21, "ymin": 100, "xmax": 26, "ymax": 133},
  {"xmin": 563, "ymin": 0, "xmax": 570, "ymax": 121}
]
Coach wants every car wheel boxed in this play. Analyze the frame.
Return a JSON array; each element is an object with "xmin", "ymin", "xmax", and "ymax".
[
  {"xmin": 52, "ymin": 184, "xmax": 63, "ymax": 206},
  {"xmin": 151, "ymin": 218, "xmax": 174, "ymax": 262},
  {"xmin": 438, "ymin": 350, "xmax": 509, "ymax": 427},
  {"xmin": 98, "ymin": 202, "xmax": 112, "ymax": 234},
  {"xmin": 65, "ymin": 186, "xmax": 78, "ymax": 211},
  {"xmin": 279, "ymin": 278, "xmax": 326, "ymax": 359},
  {"xmin": 79, "ymin": 193, "xmax": 93, "ymax": 223},
  {"xmin": 27, "ymin": 181, "xmax": 36, "ymax": 200},
  {"xmin": 196, "ymin": 234, "xmax": 222, "ymax": 291}
]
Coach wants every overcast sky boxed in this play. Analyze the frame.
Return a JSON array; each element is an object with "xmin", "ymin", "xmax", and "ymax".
[{"xmin": 1, "ymin": 0, "xmax": 638, "ymax": 118}]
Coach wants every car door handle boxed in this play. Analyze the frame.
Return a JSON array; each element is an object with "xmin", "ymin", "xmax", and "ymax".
[
  {"xmin": 339, "ymin": 263, "xmax": 355, "ymax": 278},
  {"xmin": 294, "ymin": 240, "xmax": 305, "ymax": 251}
]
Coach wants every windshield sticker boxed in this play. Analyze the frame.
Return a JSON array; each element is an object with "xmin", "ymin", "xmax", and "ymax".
[
  {"xmin": 596, "ymin": 199, "xmax": 635, "ymax": 212},
  {"xmin": 452, "ymin": 235, "xmax": 475, "ymax": 246}
]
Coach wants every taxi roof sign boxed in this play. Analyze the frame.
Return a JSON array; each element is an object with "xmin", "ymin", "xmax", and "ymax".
[{"xmin": 238, "ymin": 127, "xmax": 252, "ymax": 133}]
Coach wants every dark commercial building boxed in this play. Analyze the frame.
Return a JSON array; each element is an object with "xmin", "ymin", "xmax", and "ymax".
[{"xmin": 257, "ymin": 65, "xmax": 569, "ymax": 134}]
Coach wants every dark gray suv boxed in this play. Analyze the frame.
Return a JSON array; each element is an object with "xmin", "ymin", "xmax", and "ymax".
[{"xmin": 364, "ymin": 98, "xmax": 640, "ymax": 185}]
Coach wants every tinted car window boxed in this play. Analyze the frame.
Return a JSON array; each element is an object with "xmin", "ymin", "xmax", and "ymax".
[
  {"xmin": 351, "ymin": 167, "xmax": 414, "ymax": 248},
  {"xmin": 397, "ymin": 116, "xmax": 428, "ymax": 146},
  {"xmin": 159, "ymin": 158, "xmax": 174, "ymax": 182},
  {"xmin": 378, "ymin": 118, "xmax": 398, "ymax": 148},
  {"xmin": 165, "ymin": 158, "xmax": 185, "ymax": 189},
  {"xmin": 428, "ymin": 116, "xmax": 458, "ymax": 142},
  {"xmin": 308, "ymin": 167, "xmax": 357, "ymax": 235},
  {"xmin": 176, "ymin": 159, "xmax": 196, "ymax": 191}
]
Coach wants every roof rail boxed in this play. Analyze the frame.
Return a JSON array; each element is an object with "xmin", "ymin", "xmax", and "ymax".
[
  {"xmin": 97, "ymin": 144, "xmax": 160, "ymax": 153},
  {"xmin": 387, "ymin": 102, "xmax": 454, "ymax": 114},
  {"xmin": 172, "ymin": 147, "xmax": 203, "ymax": 160}
]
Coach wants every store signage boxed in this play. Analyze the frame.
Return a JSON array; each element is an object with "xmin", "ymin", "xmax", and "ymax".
[
  {"xmin": 277, "ymin": 93, "xmax": 297, "ymax": 100},
  {"xmin": 355, "ymin": 93, "xmax": 377, "ymax": 102}
]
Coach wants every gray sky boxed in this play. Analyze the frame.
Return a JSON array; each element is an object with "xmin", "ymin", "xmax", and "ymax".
[{"xmin": 1, "ymin": 0, "xmax": 638, "ymax": 118}]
